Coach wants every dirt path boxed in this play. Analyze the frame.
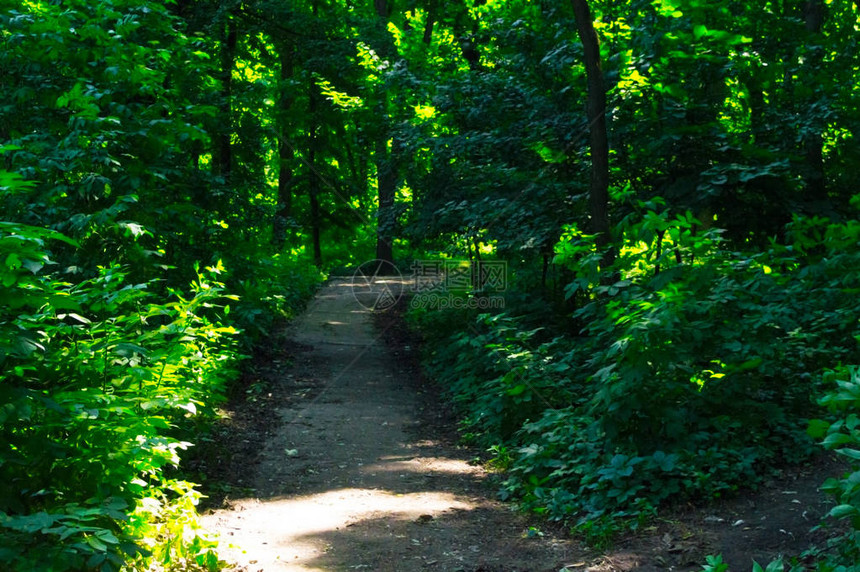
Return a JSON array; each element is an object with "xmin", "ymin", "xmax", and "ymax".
[{"xmin": 201, "ymin": 278, "xmax": 576, "ymax": 571}]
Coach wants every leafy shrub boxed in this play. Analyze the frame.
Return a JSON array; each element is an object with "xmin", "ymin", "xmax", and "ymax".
[
  {"xmin": 228, "ymin": 254, "xmax": 323, "ymax": 341},
  {"xmin": 802, "ymin": 365, "xmax": 860, "ymax": 571},
  {"xmin": 410, "ymin": 309, "xmax": 577, "ymax": 443},
  {"xmin": 0, "ymin": 221, "xmax": 238, "ymax": 570},
  {"xmin": 412, "ymin": 206, "xmax": 860, "ymax": 534},
  {"xmin": 702, "ymin": 367, "xmax": 860, "ymax": 571}
]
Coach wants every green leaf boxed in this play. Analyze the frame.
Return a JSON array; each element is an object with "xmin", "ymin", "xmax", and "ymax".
[
  {"xmin": 835, "ymin": 448, "xmax": 860, "ymax": 461},
  {"xmin": 807, "ymin": 418, "xmax": 831, "ymax": 439},
  {"xmin": 85, "ymin": 535, "xmax": 108, "ymax": 552},
  {"xmin": 5, "ymin": 253, "xmax": 22, "ymax": 270},
  {"xmin": 21, "ymin": 259, "xmax": 44, "ymax": 274},
  {"xmin": 95, "ymin": 530, "xmax": 120, "ymax": 544},
  {"xmin": 765, "ymin": 559, "xmax": 784, "ymax": 572},
  {"xmin": 829, "ymin": 504, "xmax": 858, "ymax": 519},
  {"xmin": 113, "ymin": 343, "xmax": 149, "ymax": 358},
  {"xmin": 49, "ymin": 295, "xmax": 83, "ymax": 311},
  {"xmin": 507, "ymin": 384, "xmax": 527, "ymax": 396},
  {"xmin": 822, "ymin": 433, "xmax": 853, "ymax": 448},
  {"xmin": 0, "ymin": 169, "xmax": 36, "ymax": 193},
  {"xmin": 118, "ymin": 221, "xmax": 149, "ymax": 238}
]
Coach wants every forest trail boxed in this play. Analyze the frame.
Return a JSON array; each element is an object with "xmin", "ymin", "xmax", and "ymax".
[
  {"xmin": 200, "ymin": 278, "xmax": 576, "ymax": 571},
  {"xmin": 200, "ymin": 277, "xmax": 837, "ymax": 572}
]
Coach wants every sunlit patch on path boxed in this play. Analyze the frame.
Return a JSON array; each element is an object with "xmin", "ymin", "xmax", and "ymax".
[{"xmin": 205, "ymin": 488, "xmax": 474, "ymax": 571}]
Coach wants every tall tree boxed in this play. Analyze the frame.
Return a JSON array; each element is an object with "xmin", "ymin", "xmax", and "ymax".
[
  {"xmin": 216, "ymin": 12, "xmax": 238, "ymax": 183},
  {"xmin": 274, "ymin": 42, "xmax": 296, "ymax": 247},
  {"xmin": 373, "ymin": 0, "xmax": 397, "ymax": 266},
  {"xmin": 571, "ymin": 0, "xmax": 613, "ymax": 267},
  {"xmin": 308, "ymin": 0, "xmax": 323, "ymax": 267},
  {"xmin": 802, "ymin": 0, "xmax": 827, "ymax": 207}
]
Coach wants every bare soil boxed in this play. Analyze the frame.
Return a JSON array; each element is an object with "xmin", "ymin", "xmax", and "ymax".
[{"xmin": 198, "ymin": 278, "xmax": 842, "ymax": 571}]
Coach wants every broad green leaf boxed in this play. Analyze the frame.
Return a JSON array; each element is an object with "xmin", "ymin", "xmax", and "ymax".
[
  {"xmin": 807, "ymin": 418, "xmax": 831, "ymax": 439},
  {"xmin": 507, "ymin": 384, "xmax": 527, "ymax": 396}
]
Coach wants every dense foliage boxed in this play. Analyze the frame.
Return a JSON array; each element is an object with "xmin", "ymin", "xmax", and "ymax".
[
  {"xmin": 2, "ymin": 0, "xmax": 859, "ymax": 569},
  {"xmin": 415, "ymin": 214, "xmax": 860, "ymax": 532},
  {"xmin": 395, "ymin": 0, "xmax": 860, "ymax": 555},
  {"xmin": 1, "ymin": 1, "xmax": 320, "ymax": 569}
]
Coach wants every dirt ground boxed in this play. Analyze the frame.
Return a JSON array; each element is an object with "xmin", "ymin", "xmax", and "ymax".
[{"xmin": 197, "ymin": 278, "xmax": 842, "ymax": 571}]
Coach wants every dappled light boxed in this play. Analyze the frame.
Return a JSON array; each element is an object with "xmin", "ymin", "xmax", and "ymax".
[
  {"xmin": 361, "ymin": 456, "xmax": 478, "ymax": 478},
  {"xmin": 2, "ymin": 0, "xmax": 858, "ymax": 569},
  {"xmin": 209, "ymin": 487, "xmax": 475, "ymax": 570}
]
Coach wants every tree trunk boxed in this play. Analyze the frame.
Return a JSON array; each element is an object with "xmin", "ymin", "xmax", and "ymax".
[
  {"xmin": 374, "ymin": 0, "xmax": 396, "ymax": 266},
  {"xmin": 308, "ymin": 77, "xmax": 322, "ymax": 267},
  {"xmin": 455, "ymin": 2, "xmax": 483, "ymax": 72},
  {"xmin": 571, "ymin": 0, "xmax": 614, "ymax": 269},
  {"xmin": 303, "ymin": 0, "xmax": 323, "ymax": 266},
  {"xmin": 422, "ymin": 2, "xmax": 435, "ymax": 45},
  {"xmin": 215, "ymin": 17, "xmax": 236, "ymax": 183},
  {"xmin": 803, "ymin": 0, "xmax": 826, "ymax": 206},
  {"xmin": 273, "ymin": 44, "xmax": 295, "ymax": 248},
  {"xmin": 375, "ymin": 136, "xmax": 396, "ymax": 264},
  {"xmin": 374, "ymin": 0, "xmax": 389, "ymax": 18}
]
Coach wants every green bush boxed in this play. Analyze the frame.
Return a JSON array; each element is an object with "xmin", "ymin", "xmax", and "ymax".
[
  {"xmin": 803, "ymin": 365, "xmax": 860, "ymax": 571},
  {"xmin": 0, "ymin": 221, "xmax": 238, "ymax": 570},
  {"xmin": 229, "ymin": 254, "xmax": 323, "ymax": 341},
  {"xmin": 703, "ymin": 367, "xmax": 860, "ymax": 571},
  {"xmin": 410, "ymin": 309, "xmax": 576, "ymax": 444},
  {"xmin": 412, "ymin": 207, "xmax": 860, "ymax": 533}
]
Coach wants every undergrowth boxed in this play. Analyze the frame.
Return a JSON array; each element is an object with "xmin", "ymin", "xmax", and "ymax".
[
  {"xmin": 706, "ymin": 366, "xmax": 860, "ymax": 571},
  {"xmin": 410, "ymin": 205, "xmax": 860, "ymax": 541},
  {"xmin": 0, "ymin": 218, "xmax": 321, "ymax": 570}
]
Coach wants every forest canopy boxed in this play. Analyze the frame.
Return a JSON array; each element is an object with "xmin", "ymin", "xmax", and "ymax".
[{"xmin": 1, "ymin": 0, "xmax": 859, "ymax": 570}]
